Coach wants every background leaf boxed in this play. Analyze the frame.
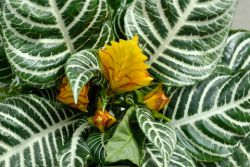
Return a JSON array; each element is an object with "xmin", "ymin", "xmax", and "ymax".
[
  {"xmin": 199, "ymin": 134, "xmax": 250, "ymax": 167},
  {"xmin": 124, "ymin": 0, "xmax": 237, "ymax": 86},
  {"xmin": 58, "ymin": 121, "xmax": 91, "ymax": 167},
  {"xmin": 0, "ymin": 28, "xmax": 13, "ymax": 88},
  {"xmin": 220, "ymin": 30, "xmax": 250, "ymax": 71},
  {"xmin": 107, "ymin": 0, "xmax": 133, "ymax": 13},
  {"xmin": 169, "ymin": 142, "xmax": 196, "ymax": 167},
  {"xmin": 31, "ymin": 87, "xmax": 59, "ymax": 103},
  {"xmin": 65, "ymin": 49, "xmax": 105, "ymax": 103},
  {"xmin": 113, "ymin": 5, "xmax": 127, "ymax": 39},
  {"xmin": 106, "ymin": 107, "xmax": 140, "ymax": 166},
  {"xmin": 164, "ymin": 68, "xmax": 250, "ymax": 162},
  {"xmin": 140, "ymin": 142, "xmax": 163, "ymax": 167},
  {"xmin": 0, "ymin": 94, "xmax": 82, "ymax": 167},
  {"xmin": 140, "ymin": 142, "xmax": 195, "ymax": 167},
  {"xmin": 136, "ymin": 107, "xmax": 176, "ymax": 166},
  {"xmin": 1, "ymin": 0, "xmax": 112, "ymax": 88},
  {"xmin": 87, "ymin": 130, "xmax": 113, "ymax": 164}
]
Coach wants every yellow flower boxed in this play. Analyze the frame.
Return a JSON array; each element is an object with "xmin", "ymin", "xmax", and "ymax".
[
  {"xmin": 143, "ymin": 85, "xmax": 170, "ymax": 111},
  {"xmin": 93, "ymin": 110, "xmax": 116, "ymax": 132},
  {"xmin": 57, "ymin": 77, "xmax": 89, "ymax": 112},
  {"xmin": 99, "ymin": 35, "xmax": 153, "ymax": 92}
]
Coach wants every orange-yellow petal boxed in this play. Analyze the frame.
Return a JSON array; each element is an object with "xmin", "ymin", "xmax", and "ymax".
[
  {"xmin": 93, "ymin": 110, "xmax": 116, "ymax": 132},
  {"xmin": 99, "ymin": 35, "xmax": 153, "ymax": 92},
  {"xmin": 57, "ymin": 77, "xmax": 89, "ymax": 112},
  {"xmin": 143, "ymin": 85, "xmax": 170, "ymax": 111}
]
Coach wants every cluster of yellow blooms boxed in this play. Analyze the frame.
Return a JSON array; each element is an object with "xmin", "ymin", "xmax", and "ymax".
[{"xmin": 57, "ymin": 36, "xmax": 169, "ymax": 132}]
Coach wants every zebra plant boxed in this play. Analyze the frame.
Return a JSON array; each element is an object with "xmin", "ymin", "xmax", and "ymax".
[{"xmin": 0, "ymin": 0, "xmax": 249, "ymax": 167}]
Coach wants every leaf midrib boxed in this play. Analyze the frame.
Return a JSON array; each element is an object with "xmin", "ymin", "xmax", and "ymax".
[
  {"xmin": 49, "ymin": 0, "xmax": 75, "ymax": 54},
  {"xmin": 0, "ymin": 114, "xmax": 81, "ymax": 162},
  {"xmin": 171, "ymin": 95, "xmax": 250, "ymax": 127},
  {"xmin": 69, "ymin": 123, "xmax": 90, "ymax": 166},
  {"xmin": 148, "ymin": 0, "xmax": 196, "ymax": 65}
]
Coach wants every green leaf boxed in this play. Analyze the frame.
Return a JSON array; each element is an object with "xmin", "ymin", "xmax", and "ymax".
[
  {"xmin": 221, "ymin": 30, "xmax": 250, "ymax": 72},
  {"xmin": 107, "ymin": 0, "xmax": 133, "ymax": 12},
  {"xmin": 124, "ymin": 0, "xmax": 237, "ymax": 86},
  {"xmin": 106, "ymin": 107, "xmax": 140, "ymax": 165},
  {"xmin": 112, "ymin": 0, "xmax": 133, "ymax": 39},
  {"xmin": 113, "ymin": 5, "xmax": 127, "ymax": 39},
  {"xmin": 0, "ymin": 32, "xmax": 13, "ymax": 88},
  {"xmin": 65, "ymin": 49, "xmax": 105, "ymax": 104},
  {"xmin": 136, "ymin": 107, "xmax": 176, "ymax": 166},
  {"xmin": 140, "ymin": 142, "xmax": 163, "ymax": 167},
  {"xmin": 169, "ymin": 142, "xmax": 196, "ymax": 167},
  {"xmin": 140, "ymin": 142, "xmax": 195, "ymax": 167},
  {"xmin": 58, "ymin": 121, "xmax": 91, "ymax": 167},
  {"xmin": 0, "ymin": 94, "xmax": 82, "ymax": 166},
  {"xmin": 87, "ymin": 130, "xmax": 113, "ymax": 164},
  {"xmin": 1, "ymin": 0, "xmax": 112, "ymax": 88},
  {"xmin": 220, "ymin": 135, "xmax": 250, "ymax": 167},
  {"xmin": 31, "ymin": 87, "xmax": 59, "ymax": 103},
  {"xmin": 199, "ymin": 134, "xmax": 250, "ymax": 167},
  {"xmin": 107, "ymin": 0, "xmax": 121, "ymax": 12},
  {"xmin": 164, "ymin": 69, "xmax": 250, "ymax": 162}
]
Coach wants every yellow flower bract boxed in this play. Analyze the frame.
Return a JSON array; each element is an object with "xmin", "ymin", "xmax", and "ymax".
[
  {"xmin": 99, "ymin": 36, "xmax": 153, "ymax": 92},
  {"xmin": 93, "ymin": 110, "xmax": 116, "ymax": 132},
  {"xmin": 143, "ymin": 85, "xmax": 170, "ymax": 111},
  {"xmin": 57, "ymin": 77, "xmax": 89, "ymax": 112}
]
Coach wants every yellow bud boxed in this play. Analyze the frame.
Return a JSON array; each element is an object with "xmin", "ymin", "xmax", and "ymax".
[
  {"xmin": 99, "ymin": 35, "xmax": 153, "ymax": 93},
  {"xmin": 93, "ymin": 110, "xmax": 116, "ymax": 132},
  {"xmin": 57, "ymin": 77, "xmax": 89, "ymax": 112},
  {"xmin": 143, "ymin": 85, "xmax": 170, "ymax": 111}
]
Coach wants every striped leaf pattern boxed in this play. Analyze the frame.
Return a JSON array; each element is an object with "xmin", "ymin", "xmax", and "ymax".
[
  {"xmin": 112, "ymin": 0, "xmax": 133, "ymax": 39},
  {"xmin": 169, "ymin": 143, "xmax": 196, "ymax": 167},
  {"xmin": 124, "ymin": 0, "xmax": 237, "ymax": 86},
  {"xmin": 65, "ymin": 49, "xmax": 105, "ymax": 103},
  {"xmin": 1, "ymin": 0, "xmax": 111, "ymax": 88},
  {"xmin": 0, "ymin": 94, "xmax": 82, "ymax": 167},
  {"xmin": 136, "ymin": 107, "xmax": 176, "ymax": 166},
  {"xmin": 140, "ymin": 142, "xmax": 163, "ymax": 167},
  {"xmin": 221, "ymin": 30, "xmax": 250, "ymax": 71},
  {"xmin": 217, "ymin": 134, "xmax": 250, "ymax": 167},
  {"xmin": 164, "ymin": 69, "xmax": 250, "ymax": 161},
  {"xmin": 113, "ymin": 6, "xmax": 127, "ymax": 39},
  {"xmin": 141, "ymin": 142, "xmax": 195, "ymax": 167},
  {"xmin": 87, "ymin": 131, "xmax": 113, "ymax": 164},
  {"xmin": 31, "ymin": 88, "xmax": 59, "ymax": 103},
  {"xmin": 199, "ymin": 134, "xmax": 250, "ymax": 167},
  {"xmin": 58, "ymin": 122, "xmax": 91, "ymax": 167},
  {"xmin": 0, "ymin": 33, "xmax": 13, "ymax": 88}
]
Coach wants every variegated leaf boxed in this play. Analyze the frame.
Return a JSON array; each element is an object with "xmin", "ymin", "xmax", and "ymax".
[
  {"xmin": 221, "ymin": 30, "xmax": 250, "ymax": 71},
  {"xmin": 169, "ymin": 142, "xmax": 196, "ymax": 167},
  {"xmin": 112, "ymin": 0, "xmax": 133, "ymax": 39},
  {"xmin": 199, "ymin": 134, "xmax": 250, "ymax": 167},
  {"xmin": 140, "ymin": 142, "xmax": 195, "ymax": 167},
  {"xmin": 113, "ymin": 6, "xmax": 127, "ymax": 39},
  {"xmin": 140, "ymin": 142, "xmax": 163, "ymax": 167},
  {"xmin": 1, "ymin": 0, "xmax": 112, "ymax": 88},
  {"xmin": 164, "ymin": 69, "xmax": 250, "ymax": 161},
  {"xmin": 136, "ymin": 107, "xmax": 176, "ymax": 166},
  {"xmin": 124, "ymin": 0, "xmax": 237, "ymax": 86},
  {"xmin": 0, "ymin": 94, "xmax": 82, "ymax": 167},
  {"xmin": 0, "ymin": 27, "xmax": 13, "ymax": 88},
  {"xmin": 87, "ymin": 131, "xmax": 113, "ymax": 164},
  {"xmin": 58, "ymin": 121, "xmax": 91, "ymax": 167},
  {"xmin": 65, "ymin": 49, "xmax": 105, "ymax": 103}
]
